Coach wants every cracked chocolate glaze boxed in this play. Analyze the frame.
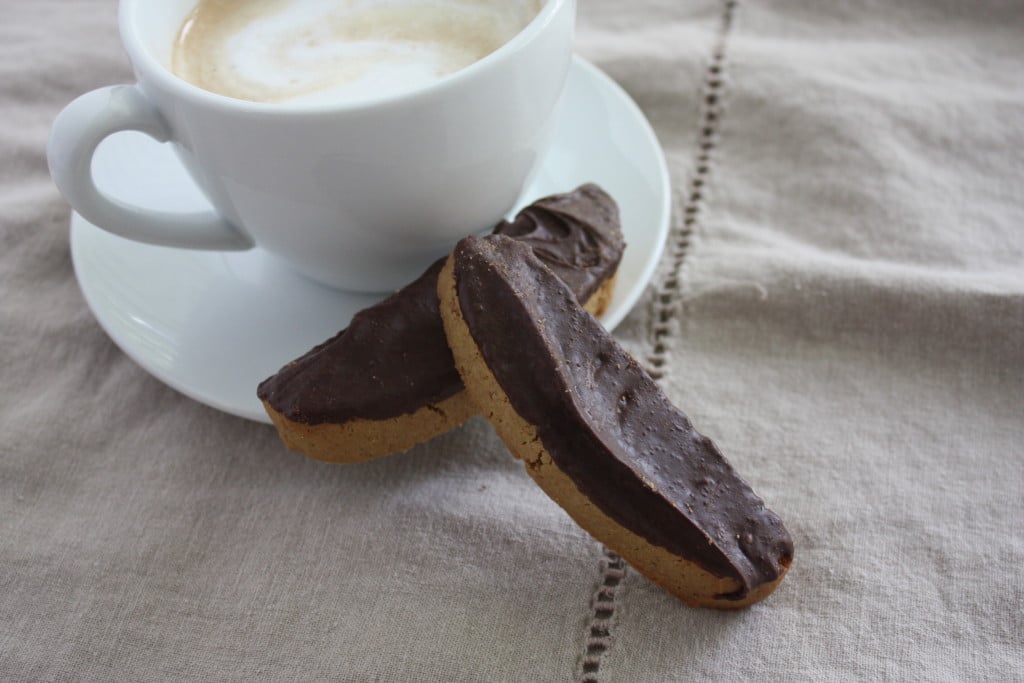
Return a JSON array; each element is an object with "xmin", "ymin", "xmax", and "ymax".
[
  {"xmin": 452, "ymin": 235, "xmax": 793, "ymax": 598},
  {"xmin": 257, "ymin": 184, "xmax": 624, "ymax": 424}
]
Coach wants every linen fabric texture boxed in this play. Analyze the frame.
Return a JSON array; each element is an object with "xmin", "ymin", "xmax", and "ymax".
[{"xmin": 1, "ymin": 0, "xmax": 1022, "ymax": 680}]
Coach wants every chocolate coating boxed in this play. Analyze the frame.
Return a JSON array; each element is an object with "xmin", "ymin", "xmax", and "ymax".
[
  {"xmin": 257, "ymin": 184, "xmax": 624, "ymax": 424},
  {"xmin": 452, "ymin": 235, "xmax": 793, "ymax": 598},
  {"xmin": 495, "ymin": 183, "xmax": 624, "ymax": 304}
]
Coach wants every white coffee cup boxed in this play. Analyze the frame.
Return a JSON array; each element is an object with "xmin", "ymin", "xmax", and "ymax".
[{"xmin": 48, "ymin": 0, "xmax": 576, "ymax": 291}]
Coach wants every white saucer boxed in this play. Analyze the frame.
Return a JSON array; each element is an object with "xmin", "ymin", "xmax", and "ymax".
[{"xmin": 70, "ymin": 56, "xmax": 671, "ymax": 423}]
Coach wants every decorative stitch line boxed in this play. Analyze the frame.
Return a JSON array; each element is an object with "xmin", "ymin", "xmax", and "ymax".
[
  {"xmin": 578, "ymin": 550, "xmax": 627, "ymax": 683},
  {"xmin": 576, "ymin": 1, "xmax": 739, "ymax": 680},
  {"xmin": 646, "ymin": 0, "xmax": 737, "ymax": 382}
]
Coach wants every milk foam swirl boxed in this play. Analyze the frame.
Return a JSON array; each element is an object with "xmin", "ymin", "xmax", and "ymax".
[{"xmin": 173, "ymin": 0, "xmax": 542, "ymax": 104}]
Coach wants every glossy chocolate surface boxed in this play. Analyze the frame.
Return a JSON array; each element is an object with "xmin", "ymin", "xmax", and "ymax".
[
  {"xmin": 452, "ymin": 235, "xmax": 793, "ymax": 598},
  {"xmin": 258, "ymin": 184, "xmax": 624, "ymax": 423}
]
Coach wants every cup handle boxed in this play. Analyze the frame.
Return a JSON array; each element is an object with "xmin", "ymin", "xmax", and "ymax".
[{"xmin": 47, "ymin": 85, "xmax": 252, "ymax": 250}]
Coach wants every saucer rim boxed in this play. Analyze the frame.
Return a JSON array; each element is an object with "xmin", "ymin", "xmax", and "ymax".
[{"xmin": 576, "ymin": 56, "xmax": 671, "ymax": 331}]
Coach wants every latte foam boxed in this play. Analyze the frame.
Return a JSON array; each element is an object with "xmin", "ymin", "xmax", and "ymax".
[{"xmin": 172, "ymin": 0, "xmax": 543, "ymax": 104}]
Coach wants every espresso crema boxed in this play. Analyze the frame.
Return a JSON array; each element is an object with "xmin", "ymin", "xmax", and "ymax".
[{"xmin": 172, "ymin": 0, "xmax": 543, "ymax": 104}]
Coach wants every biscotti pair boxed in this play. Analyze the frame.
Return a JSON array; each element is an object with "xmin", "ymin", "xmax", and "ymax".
[
  {"xmin": 259, "ymin": 185, "xmax": 793, "ymax": 608},
  {"xmin": 436, "ymin": 235, "xmax": 793, "ymax": 608},
  {"xmin": 258, "ymin": 185, "xmax": 625, "ymax": 463}
]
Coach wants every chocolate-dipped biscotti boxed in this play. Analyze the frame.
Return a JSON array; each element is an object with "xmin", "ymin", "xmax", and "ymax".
[
  {"xmin": 258, "ymin": 185, "xmax": 625, "ymax": 463},
  {"xmin": 437, "ymin": 235, "xmax": 793, "ymax": 608}
]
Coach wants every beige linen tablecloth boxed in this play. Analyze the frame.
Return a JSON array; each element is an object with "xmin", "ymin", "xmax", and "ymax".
[{"xmin": 2, "ymin": 1, "xmax": 1022, "ymax": 680}]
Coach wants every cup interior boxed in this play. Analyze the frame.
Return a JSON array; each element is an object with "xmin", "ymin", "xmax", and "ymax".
[
  {"xmin": 124, "ymin": 0, "xmax": 197, "ymax": 70},
  {"xmin": 121, "ymin": 0, "xmax": 561, "ymax": 110}
]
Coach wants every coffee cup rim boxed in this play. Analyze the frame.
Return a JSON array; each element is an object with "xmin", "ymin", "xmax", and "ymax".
[{"xmin": 120, "ymin": 0, "xmax": 569, "ymax": 116}]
